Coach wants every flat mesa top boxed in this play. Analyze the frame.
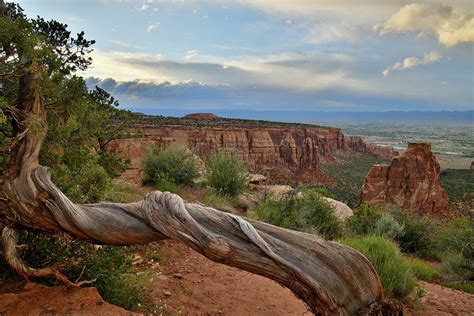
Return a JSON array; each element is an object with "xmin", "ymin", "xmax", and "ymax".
[{"xmin": 135, "ymin": 114, "xmax": 328, "ymax": 130}]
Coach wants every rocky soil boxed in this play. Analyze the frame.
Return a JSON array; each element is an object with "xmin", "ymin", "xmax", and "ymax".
[
  {"xmin": 0, "ymin": 282, "xmax": 137, "ymax": 315},
  {"xmin": 1, "ymin": 241, "xmax": 472, "ymax": 315}
]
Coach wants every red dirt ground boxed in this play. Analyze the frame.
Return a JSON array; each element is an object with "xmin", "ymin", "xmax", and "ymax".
[
  {"xmin": 150, "ymin": 240, "xmax": 311, "ymax": 315},
  {"xmin": 1, "ymin": 241, "xmax": 473, "ymax": 315},
  {"xmin": 0, "ymin": 282, "xmax": 138, "ymax": 316}
]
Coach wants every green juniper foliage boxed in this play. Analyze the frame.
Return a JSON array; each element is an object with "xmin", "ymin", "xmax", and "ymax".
[
  {"xmin": 205, "ymin": 150, "xmax": 247, "ymax": 197},
  {"xmin": 142, "ymin": 145, "xmax": 199, "ymax": 190},
  {"xmin": 339, "ymin": 236, "xmax": 416, "ymax": 299},
  {"xmin": 252, "ymin": 189, "xmax": 344, "ymax": 240}
]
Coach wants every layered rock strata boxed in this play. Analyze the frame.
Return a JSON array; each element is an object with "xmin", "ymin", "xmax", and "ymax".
[
  {"xmin": 360, "ymin": 143, "xmax": 448, "ymax": 213},
  {"xmin": 109, "ymin": 123, "xmax": 395, "ymax": 184}
]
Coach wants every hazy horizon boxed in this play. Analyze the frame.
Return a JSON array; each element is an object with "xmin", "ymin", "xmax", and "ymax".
[{"xmin": 129, "ymin": 108, "xmax": 474, "ymax": 125}]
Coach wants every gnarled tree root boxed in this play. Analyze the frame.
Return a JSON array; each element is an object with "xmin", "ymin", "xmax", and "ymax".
[{"xmin": 1, "ymin": 226, "xmax": 96, "ymax": 287}]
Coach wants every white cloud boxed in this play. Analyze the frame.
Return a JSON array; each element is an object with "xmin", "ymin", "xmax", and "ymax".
[
  {"xmin": 383, "ymin": 51, "xmax": 442, "ymax": 77},
  {"xmin": 67, "ymin": 16, "xmax": 84, "ymax": 22},
  {"xmin": 183, "ymin": 50, "xmax": 198, "ymax": 60},
  {"xmin": 374, "ymin": 3, "xmax": 474, "ymax": 47},
  {"xmin": 136, "ymin": 4, "xmax": 149, "ymax": 11},
  {"xmin": 146, "ymin": 22, "xmax": 160, "ymax": 32},
  {"xmin": 109, "ymin": 39, "xmax": 144, "ymax": 50},
  {"xmin": 307, "ymin": 24, "xmax": 358, "ymax": 43}
]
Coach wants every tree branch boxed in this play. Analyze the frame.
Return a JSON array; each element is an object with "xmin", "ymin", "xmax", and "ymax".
[{"xmin": 0, "ymin": 68, "xmax": 385, "ymax": 315}]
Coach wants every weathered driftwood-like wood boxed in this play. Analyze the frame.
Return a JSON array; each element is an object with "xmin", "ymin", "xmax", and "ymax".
[{"xmin": 0, "ymin": 70, "xmax": 384, "ymax": 315}]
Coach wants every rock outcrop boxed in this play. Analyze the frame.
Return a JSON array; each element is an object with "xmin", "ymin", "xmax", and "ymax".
[
  {"xmin": 322, "ymin": 197, "xmax": 353, "ymax": 221},
  {"xmin": 345, "ymin": 136, "xmax": 398, "ymax": 160},
  {"xmin": 360, "ymin": 143, "xmax": 448, "ymax": 214},
  {"xmin": 184, "ymin": 113, "xmax": 220, "ymax": 119},
  {"xmin": 109, "ymin": 119, "xmax": 395, "ymax": 184}
]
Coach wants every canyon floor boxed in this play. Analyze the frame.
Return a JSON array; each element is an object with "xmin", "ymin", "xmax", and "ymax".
[{"xmin": 1, "ymin": 240, "xmax": 473, "ymax": 315}]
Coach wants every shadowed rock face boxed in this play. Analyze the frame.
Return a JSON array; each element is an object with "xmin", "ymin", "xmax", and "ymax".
[
  {"xmin": 108, "ymin": 124, "xmax": 396, "ymax": 184},
  {"xmin": 360, "ymin": 143, "xmax": 448, "ymax": 214},
  {"xmin": 345, "ymin": 136, "xmax": 398, "ymax": 160}
]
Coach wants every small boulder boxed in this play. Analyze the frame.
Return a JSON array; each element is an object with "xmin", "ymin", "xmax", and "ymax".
[
  {"xmin": 322, "ymin": 197, "xmax": 353, "ymax": 221},
  {"xmin": 262, "ymin": 185, "xmax": 294, "ymax": 198},
  {"xmin": 248, "ymin": 173, "xmax": 267, "ymax": 186},
  {"xmin": 234, "ymin": 193, "xmax": 259, "ymax": 211}
]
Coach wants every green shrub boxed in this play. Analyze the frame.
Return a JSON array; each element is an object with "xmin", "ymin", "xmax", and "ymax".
[
  {"xmin": 373, "ymin": 214, "xmax": 405, "ymax": 240},
  {"xmin": 437, "ymin": 217, "xmax": 473, "ymax": 282},
  {"xmin": 307, "ymin": 187, "xmax": 334, "ymax": 198},
  {"xmin": 0, "ymin": 231, "xmax": 148, "ymax": 310},
  {"xmin": 203, "ymin": 190, "xmax": 230, "ymax": 209},
  {"xmin": 99, "ymin": 152, "xmax": 130, "ymax": 178},
  {"xmin": 56, "ymin": 163, "xmax": 111, "ymax": 204},
  {"xmin": 300, "ymin": 189, "xmax": 344, "ymax": 239},
  {"xmin": 155, "ymin": 177, "xmax": 179, "ymax": 193},
  {"xmin": 404, "ymin": 257, "xmax": 440, "ymax": 282},
  {"xmin": 441, "ymin": 281, "xmax": 474, "ymax": 294},
  {"xmin": 339, "ymin": 236, "xmax": 416, "ymax": 299},
  {"xmin": 142, "ymin": 146, "xmax": 198, "ymax": 188},
  {"xmin": 104, "ymin": 182, "xmax": 146, "ymax": 203},
  {"xmin": 390, "ymin": 207, "xmax": 439, "ymax": 259},
  {"xmin": 252, "ymin": 190, "xmax": 343, "ymax": 240},
  {"xmin": 346, "ymin": 203, "xmax": 384, "ymax": 236},
  {"xmin": 440, "ymin": 169, "xmax": 474, "ymax": 203},
  {"xmin": 205, "ymin": 151, "xmax": 247, "ymax": 197},
  {"xmin": 441, "ymin": 254, "xmax": 473, "ymax": 282},
  {"xmin": 252, "ymin": 191, "xmax": 301, "ymax": 229}
]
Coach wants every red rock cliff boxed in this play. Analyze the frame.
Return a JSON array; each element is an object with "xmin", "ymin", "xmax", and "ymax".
[
  {"xmin": 109, "ymin": 121, "xmax": 394, "ymax": 184},
  {"xmin": 345, "ymin": 136, "xmax": 398, "ymax": 160},
  {"xmin": 360, "ymin": 143, "xmax": 448, "ymax": 214}
]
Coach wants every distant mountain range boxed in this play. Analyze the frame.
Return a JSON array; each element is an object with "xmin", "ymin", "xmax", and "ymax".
[{"xmin": 129, "ymin": 109, "xmax": 473, "ymax": 125}]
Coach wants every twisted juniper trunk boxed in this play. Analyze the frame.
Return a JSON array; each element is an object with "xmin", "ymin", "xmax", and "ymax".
[{"xmin": 0, "ymin": 71, "xmax": 384, "ymax": 315}]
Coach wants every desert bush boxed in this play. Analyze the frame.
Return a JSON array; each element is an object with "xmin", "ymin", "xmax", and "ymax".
[
  {"xmin": 203, "ymin": 190, "xmax": 230, "ymax": 209},
  {"xmin": 339, "ymin": 236, "xmax": 416, "ymax": 299},
  {"xmin": 404, "ymin": 257, "xmax": 440, "ymax": 282},
  {"xmin": 346, "ymin": 203, "xmax": 384, "ymax": 236},
  {"xmin": 104, "ymin": 182, "xmax": 147, "ymax": 203},
  {"xmin": 390, "ymin": 208, "xmax": 439, "ymax": 259},
  {"xmin": 440, "ymin": 169, "xmax": 474, "ymax": 203},
  {"xmin": 99, "ymin": 152, "xmax": 130, "ymax": 178},
  {"xmin": 372, "ymin": 214, "xmax": 405, "ymax": 240},
  {"xmin": 441, "ymin": 281, "xmax": 474, "ymax": 294},
  {"xmin": 307, "ymin": 187, "xmax": 334, "ymax": 198},
  {"xmin": 205, "ymin": 151, "xmax": 247, "ymax": 197},
  {"xmin": 301, "ymin": 189, "xmax": 344, "ymax": 239},
  {"xmin": 142, "ymin": 146, "xmax": 198, "ymax": 188},
  {"xmin": 253, "ymin": 190, "xmax": 343, "ymax": 240},
  {"xmin": 437, "ymin": 217, "xmax": 473, "ymax": 283},
  {"xmin": 252, "ymin": 191, "xmax": 300, "ymax": 229},
  {"xmin": 54, "ymin": 163, "xmax": 111, "ymax": 204},
  {"xmin": 0, "ymin": 231, "xmax": 148, "ymax": 309}
]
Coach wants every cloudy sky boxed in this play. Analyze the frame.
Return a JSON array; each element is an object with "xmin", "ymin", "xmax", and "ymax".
[{"xmin": 21, "ymin": 0, "xmax": 474, "ymax": 112}]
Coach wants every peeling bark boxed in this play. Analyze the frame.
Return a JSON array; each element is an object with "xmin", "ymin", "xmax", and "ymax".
[{"xmin": 0, "ymin": 70, "xmax": 384, "ymax": 315}]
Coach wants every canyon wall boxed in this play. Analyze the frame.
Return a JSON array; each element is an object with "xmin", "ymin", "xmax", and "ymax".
[
  {"xmin": 109, "ymin": 123, "xmax": 395, "ymax": 184},
  {"xmin": 345, "ymin": 136, "xmax": 397, "ymax": 160},
  {"xmin": 360, "ymin": 143, "xmax": 448, "ymax": 214}
]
